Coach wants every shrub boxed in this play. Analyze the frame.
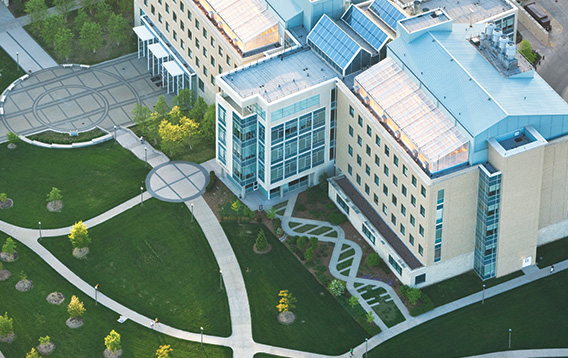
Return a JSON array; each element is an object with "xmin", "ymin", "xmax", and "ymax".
[
  {"xmin": 287, "ymin": 236, "xmax": 298, "ymax": 246},
  {"xmin": 105, "ymin": 330, "xmax": 121, "ymax": 353},
  {"xmin": 38, "ymin": 336, "xmax": 51, "ymax": 344},
  {"xmin": 19, "ymin": 271, "xmax": 28, "ymax": 281},
  {"xmin": 7, "ymin": 132, "xmax": 19, "ymax": 144},
  {"xmin": 304, "ymin": 246, "xmax": 315, "ymax": 262},
  {"xmin": 265, "ymin": 207, "xmax": 277, "ymax": 220},
  {"xmin": 315, "ymin": 272, "xmax": 331, "ymax": 286},
  {"xmin": 255, "ymin": 229, "xmax": 268, "ymax": 251},
  {"xmin": 68, "ymin": 221, "xmax": 91, "ymax": 249},
  {"xmin": 2, "ymin": 238, "xmax": 16, "ymax": 254},
  {"xmin": 0, "ymin": 193, "xmax": 7, "ymax": 203},
  {"xmin": 367, "ymin": 253, "xmax": 380, "ymax": 267},
  {"xmin": 309, "ymin": 236, "xmax": 319, "ymax": 249},
  {"xmin": 325, "ymin": 202, "xmax": 336, "ymax": 211},
  {"xmin": 206, "ymin": 171, "xmax": 216, "ymax": 192},
  {"xmin": 297, "ymin": 236, "xmax": 308, "ymax": 251},
  {"xmin": 0, "ymin": 312, "xmax": 14, "ymax": 336},
  {"xmin": 329, "ymin": 212, "xmax": 347, "ymax": 225},
  {"xmin": 156, "ymin": 344, "xmax": 173, "ymax": 358},
  {"xmin": 366, "ymin": 310, "xmax": 374, "ymax": 323},
  {"xmin": 519, "ymin": 39, "xmax": 537, "ymax": 64},
  {"xmin": 273, "ymin": 217, "xmax": 282, "ymax": 231},
  {"xmin": 318, "ymin": 172, "xmax": 329, "ymax": 192},
  {"xmin": 67, "ymin": 295, "xmax": 86, "ymax": 318},
  {"xmin": 401, "ymin": 285, "xmax": 422, "ymax": 305},
  {"xmin": 315, "ymin": 264, "xmax": 326, "ymax": 274},
  {"xmin": 276, "ymin": 289, "xmax": 297, "ymax": 312},
  {"xmin": 26, "ymin": 348, "xmax": 40, "ymax": 358},
  {"xmin": 46, "ymin": 187, "xmax": 62, "ymax": 202},
  {"xmin": 410, "ymin": 293, "xmax": 435, "ymax": 316},
  {"xmin": 328, "ymin": 279, "xmax": 346, "ymax": 296},
  {"xmin": 348, "ymin": 295, "xmax": 359, "ymax": 308}
]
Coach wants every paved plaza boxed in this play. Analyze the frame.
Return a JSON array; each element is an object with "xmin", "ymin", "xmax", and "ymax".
[
  {"xmin": 0, "ymin": 54, "xmax": 169, "ymax": 139},
  {"xmin": 146, "ymin": 161, "xmax": 209, "ymax": 202}
]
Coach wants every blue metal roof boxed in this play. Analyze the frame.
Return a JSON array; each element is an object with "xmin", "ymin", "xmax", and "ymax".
[
  {"xmin": 265, "ymin": 0, "xmax": 301, "ymax": 24},
  {"xmin": 387, "ymin": 24, "xmax": 568, "ymax": 137},
  {"xmin": 307, "ymin": 14, "xmax": 362, "ymax": 71},
  {"xmin": 369, "ymin": 0, "xmax": 406, "ymax": 31},
  {"xmin": 342, "ymin": 5, "xmax": 389, "ymax": 52}
]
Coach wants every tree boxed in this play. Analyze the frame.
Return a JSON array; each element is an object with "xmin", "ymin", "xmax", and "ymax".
[
  {"xmin": 0, "ymin": 193, "xmax": 7, "ymax": 203},
  {"xmin": 54, "ymin": 27, "xmax": 74, "ymax": 61},
  {"xmin": 189, "ymin": 97, "xmax": 208, "ymax": 122},
  {"xmin": 104, "ymin": 330, "xmax": 121, "ymax": 353},
  {"xmin": 95, "ymin": 0, "xmax": 111, "ymax": 23},
  {"xmin": 67, "ymin": 295, "xmax": 86, "ymax": 318},
  {"xmin": 25, "ymin": 0, "xmax": 48, "ymax": 30},
  {"xmin": 81, "ymin": 0, "xmax": 97, "ymax": 15},
  {"xmin": 54, "ymin": 0, "xmax": 75, "ymax": 19},
  {"xmin": 172, "ymin": 88, "xmax": 194, "ymax": 114},
  {"xmin": 367, "ymin": 253, "xmax": 380, "ymax": 267},
  {"xmin": 318, "ymin": 172, "xmax": 329, "ymax": 192},
  {"xmin": 68, "ymin": 221, "xmax": 91, "ymax": 249},
  {"xmin": 26, "ymin": 348, "xmax": 41, "ymax": 358},
  {"xmin": 153, "ymin": 95, "xmax": 170, "ymax": 118},
  {"xmin": 348, "ymin": 296, "xmax": 359, "ymax": 308},
  {"xmin": 131, "ymin": 103, "xmax": 152, "ymax": 133},
  {"xmin": 231, "ymin": 200, "xmax": 244, "ymax": 221},
  {"xmin": 406, "ymin": 287, "xmax": 422, "ymax": 305},
  {"xmin": 38, "ymin": 336, "xmax": 51, "ymax": 345},
  {"xmin": 276, "ymin": 290, "xmax": 297, "ymax": 312},
  {"xmin": 0, "ymin": 313, "xmax": 14, "ymax": 336},
  {"xmin": 41, "ymin": 14, "xmax": 65, "ymax": 48},
  {"xmin": 296, "ymin": 236, "xmax": 308, "ymax": 251},
  {"xmin": 107, "ymin": 13, "xmax": 131, "ymax": 46},
  {"xmin": 7, "ymin": 132, "xmax": 19, "ymax": 145},
  {"xmin": 366, "ymin": 310, "xmax": 374, "ymax": 323},
  {"xmin": 79, "ymin": 22, "xmax": 103, "ymax": 53},
  {"xmin": 519, "ymin": 39, "xmax": 537, "ymax": 64},
  {"xmin": 156, "ymin": 344, "xmax": 173, "ymax": 358},
  {"xmin": 158, "ymin": 110, "xmax": 199, "ymax": 156},
  {"xmin": 265, "ymin": 207, "xmax": 277, "ymax": 221},
  {"xmin": 304, "ymin": 246, "xmax": 315, "ymax": 262},
  {"xmin": 328, "ymin": 279, "xmax": 346, "ymax": 296},
  {"xmin": 309, "ymin": 236, "xmax": 318, "ymax": 249},
  {"xmin": 117, "ymin": 0, "xmax": 131, "ymax": 14},
  {"xmin": 2, "ymin": 238, "xmax": 16, "ymax": 254},
  {"xmin": 74, "ymin": 8, "xmax": 88, "ymax": 32},
  {"xmin": 46, "ymin": 187, "xmax": 63, "ymax": 202},
  {"xmin": 255, "ymin": 229, "xmax": 268, "ymax": 251},
  {"xmin": 199, "ymin": 104, "xmax": 216, "ymax": 143}
]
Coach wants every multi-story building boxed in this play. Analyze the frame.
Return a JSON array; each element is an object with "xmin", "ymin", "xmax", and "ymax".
[{"xmin": 329, "ymin": 10, "xmax": 568, "ymax": 286}]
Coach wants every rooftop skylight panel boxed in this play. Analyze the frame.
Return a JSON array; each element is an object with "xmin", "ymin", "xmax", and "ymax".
[
  {"xmin": 342, "ymin": 5, "xmax": 389, "ymax": 51},
  {"xmin": 369, "ymin": 0, "xmax": 406, "ymax": 31},
  {"xmin": 308, "ymin": 15, "xmax": 361, "ymax": 70}
]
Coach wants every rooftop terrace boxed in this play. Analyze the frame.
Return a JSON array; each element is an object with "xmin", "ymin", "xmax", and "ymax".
[
  {"xmin": 221, "ymin": 48, "xmax": 338, "ymax": 103},
  {"xmin": 414, "ymin": 0, "xmax": 513, "ymax": 24}
]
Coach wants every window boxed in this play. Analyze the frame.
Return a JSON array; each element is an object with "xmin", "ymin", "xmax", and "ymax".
[
  {"xmin": 180, "ymin": 39, "xmax": 184, "ymax": 49},
  {"xmin": 187, "ymin": 10, "xmax": 192, "ymax": 20},
  {"xmin": 382, "ymin": 204, "xmax": 387, "ymax": 215},
  {"xmin": 165, "ymin": 3, "xmax": 169, "ymax": 13},
  {"xmin": 166, "ymin": 22, "xmax": 170, "ymax": 32},
  {"xmin": 203, "ymin": 28, "xmax": 207, "ymax": 38},
  {"xmin": 195, "ymin": 57, "xmax": 200, "ymax": 68},
  {"xmin": 418, "ymin": 244, "xmax": 423, "ymax": 256},
  {"xmin": 203, "ymin": 66, "xmax": 207, "ymax": 76},
  {"xmin": 158, "ymin": 13, "xmax": 162, "ymax": 23},
  {"xmin": 211, "ymin": 37, "xmax": 215, "ymax": 47},
  {"xmin": 180, "ymin": 20, "xmax": 184, "ymax": 31},
  {"xmin": 400, "ymin": 224, "xmax": 405, "ymax": 235},
  {"xmin": 374, "ymin": 194, "xmax": 379, "ymax": 204},
  {"xmin": 412, "ymin": 175, "xmax": 417, "ymax": 187},
  {"xmin": 337, "ymin": 195, "xmax": 350, "ymax": 214},
  {"xmin": 356, "ymin": 174, "xmax": 361, "ymax": 185},
  {"xmin": 180, "ymin": 1, "xmax": 183, "ymax": 11},
  {"xmin": 384, "ymin": 145, "xmax": 390, "ymax": 157},
  {"xmin": 375, "ymin": 135, "xmax": 380, "ymax": 147},
  {"xmin": 420, "ymin": 205, "xmax": 425, "ymax": 217},
  {"xmin": 198, "ymin": 78, "xmax": 204, "ymax": 91},
  {"xmin": 188, "ymin": 29, "xmax": 192, "ymax": 39},
  {"xmin": 219, "ymin": 46, "xmax": 223, "ymax": 56},
  {"xmin": 218, "ymin": 65, "xmax": 223, "ymax": 74},
  {"xmin": 210, "ymin": 75, "xmax": 215, "ymax": 85},
  {"xmin": 375, "ymin": 155, "xmax": 380, "ymax": 167},
  {"xmin": 195, "ymin": 19, "xmax": 200, "ymax": 30},
  {"xmin": 173, "ymin": 30, "xmax": 177, "ymax": 40},
  {"xmin": 411, "ymin": 195, "xmax": 416, "ymax": 207},
  {"xmin": 365, "ymin": 164, "xmax": 370, "ymax": 176},
  {"xmin": 203, "ymin": 47, "xmax": 207, "ymax": 57},
  {"xmin": 403, "ymin": 165, "xmax": 408, "ymax": 177},
  {"xmin": 391, "ymin": 194, "xmax": 397, "ymax": 206},
  {"xmin": 383, "ymin": 164, "xmax": 389, "ymax": 177},
  {"xmin": 195, "ymin": 38, "xmax": 200, "ymax": 48},
  {"xmin": 421, "ymin": 185, "xmax": 427, "ymax": 198},
  {"xmin": 394, "ymin": 155, "xmax": 399, "ymax": 167},
  {"xmin": 391, "ymin": 214, "xmax": 396, "ymax": 225},
  {"xmin": 226, "ymin": 55, "xmax": 231, "ymax": 65},
  {"xmin": 419, "ymin": 225, "xmax": 424, "ymax": 237},
  {"xmin": 409, "ymin": 234, "xmax": 415, "ymax": 246},
  {"xmin": 357, "ymin": 135, "xmax": 362, "ymax": 147},
  {"xmin": 151, "ymin": 4, "xmax": 155, "ymax": 13},
  {"xmin": 348, "ymin": 164, "xmax": 352, "ymax": 175},
  {"xmin": 210, "ymin": 56, "xmax": 215, "ymax": 66},
  {"xmin": 392, "ymin": 175, "xmax": 398, "ymax": 187},
  {"xmin": 349, "ymin": 106, "xmax": 354, "ymax": 117},
  {"xmin": 382, "ymin": 184, "xmax": 388, "ymax": 196},
  {"xmin": 374, "ymin": 174, "xmax": 379, "ymax": 186},
  {"xmin": 365, "ymin": 184, "xmax": 370, "ymax": 195},
  {"xmin": 188, "ymin": 48, "xmax": 192, "ymax": 58},
  {"xmin": 366, "ymin": 145, "xmax": 371, "ymax": 157},
  {"xmin": 172, "ymin": 12, "xmax": 177, "ymax": 22},
  {"xmin": 415, "ymin": 274, "xmax": 426, "ymax": 285},
  {"xmin": 401, "ymin": 205, "xmax": 406, "ymax": 216},
  {"xmin": 366, "ymin": 124, "xmax": 372, "ymax": 137},
  {"xmin": 402, "ymin": 185, "xmax": 407, "ymax": 197},
  {"xmin": 410, "ymin": 215, "xmax": 415, "ymax": 226},
  {"xmin": 356, "ymin": 155, "xmax": 362, "ymax": 166},
  {"xmin": 348, "ymin": 145, "xmax": 353, "ymax": 157},
  {"xmin": 349, "ymin": 126, "xmax": 353, "ymax": 137},
  {"xmin": 358, "ymin": 115, "xmax": 363, "ymax": 127}
]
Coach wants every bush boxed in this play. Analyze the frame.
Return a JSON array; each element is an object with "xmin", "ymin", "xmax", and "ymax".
[
  {"xmin": 329, "ymin": 212, "xmax": 347, "ymax": 225},
  {"xmin": 318, "ymin": 172, "xmax": 329, "ymax": 192},
  {"xmin": 297, "ymin": 236, "xmax": 308, "ymax": 251},
  {"xmin": 0, "ymin": 312, "xmax": 14, "ymax": 336},
  {"xmin": 304, "ymin": 246, "xmax": 315, "ymax": 262},
  {"xmin": 0, "ymin": 193, "xmax": 7, "ymax": 203},
  {"xmin": 7, "ymin": 132, "xmax": 19, "ymax": 144},
  {"xmin": 255, "ymin": 229, "xmax": 268, "ymax": 251},
  {"xmin": 367, "ymin": 253, "xmax": 380, "ymax": 267},
  {"xmin": 206, "ymin": 171, "xmax": 216, "ymax": 192},
  {"xmin": 401, "ymin": 285, "xmax": 422, "ymax": 305},
  {"xmin": 309, "ymin": 236, "xmax": 319, "ymax": 249},
  {"xmin": 38, "ymin": 336, "xmax": 51, "ymax": 344},
  {"xmin": 328, "ymin": 279, "xmax": 346, "ymax": 296},
  {"xmin": 273, "ymin": 217, "xmax": 281, "ymax": 231},
  {"xmin": 410, "ymin": 293, "xmax": 434, "ymax": 316},
  {"xmin": 287, "ymin": 236, "xmax": 298, "ymax": 246},
  {"xmin": 2, "ymin": 238, "xmax": 16, "ymax": 254},
  {"xmin": 315, "ymin": 271, "xmax": 331, "ymax": 286},
  {"xmin": 519, "ymin": 39, "xmax": 537, "ymax": 64}
]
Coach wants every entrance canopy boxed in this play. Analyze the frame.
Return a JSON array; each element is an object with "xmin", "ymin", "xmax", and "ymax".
[
  {"xmin": 133, "ymin": 26, "xmax": 154, "ymax": 42},
  {"xmin": 149, "ymin": 43, "xmax": 169, "ymax": 59}
]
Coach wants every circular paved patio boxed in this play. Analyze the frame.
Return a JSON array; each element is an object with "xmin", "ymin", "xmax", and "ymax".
[{"xmin": 145, "ymin": 161, "xmax": 209, "ymax": 202}]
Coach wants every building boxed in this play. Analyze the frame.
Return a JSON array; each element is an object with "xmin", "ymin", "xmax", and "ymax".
[{"xmin": 329, "ymin": 9, "xmax": 568, "ymax": 286}]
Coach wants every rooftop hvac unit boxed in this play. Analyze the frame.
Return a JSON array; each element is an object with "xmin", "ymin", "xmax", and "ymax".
[
  {"xmin": 412, "ymin": 149, "xmax": 418, "ymax": 157},
  {"xmin": 395, "ymin": 130, "xmax": 401, "ymax": 139},
  {"xmin": 485, "ymin": 22, "xmax": 495, "ymax": 38},
  {"xmin": 506, "ymin": 41, "xmax": 516, "ymax": 60},
  {"xmin": 492, "ymin": 28, "xmax": 502, "ymax": 46},
  {"xmin": 381, "ymin": 114, "xmax": 387, "ymax": 122},
  {"xmin": 364, "ymin": 96, "xmax": 371, "ymax": 105},
  {"xmin": 499, "ymin": 35, "xmax": 508, "ymax": 53}
]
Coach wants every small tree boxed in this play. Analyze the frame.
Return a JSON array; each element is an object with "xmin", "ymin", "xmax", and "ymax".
[
  {"xmin": 328, "ymin": 279, "xmax": 346, "ymax": 296},
  {"xmin": 276, "ymin": 290, "xmax": 297, "ymax": 312},
  {"xmin": 348, "ymin": 296, "xmax": 359, "ymax": 308},
  {"xmin": 26, "ymin": 348, "xmax": 41, "ymax": 358},
  {"xmin": 7, "ymin": 132, "xmax": 19, "ymax": 145},
  {"xmin": 0, "ymin": 313, "xmax": 14, "ymax": 336},
  {"xmin": 74, "ymin": 8, "xmax": 88, "ymax": 32},
  {"xmin": 309, "ymin": 236, "xmax": 318, "ymax": 249},
  {"xmin": 367, "ymin": 253, "xmax": 380, "ymax": 267},
  {"xmin": 519, "ymin": 39, "xmax": 537, "ymax": 64},
  {"xmin": 265, "ymin": 207, "xmax": 277, "ymax": 221},
  {"xmin": 2, "ymin": 238, "xmax": 16, "ymax": 254},
  {"xmin": 79, "ymin": 21, "xmax": 103, "ymax": 53},
  {"xmin": 67, "ymin": 295, "xmax": 86, "ymax": 318},
  {"xmin": 156, "ymin": 344, "xmax": 173, "ymax": 358},
  {"xmin": 47, "ymin": 187, "xmax": 63, "ymax": 202},
  {"xmin": 53, "ymin": 27, "xmax": 74, "ymax": 61},
  {"xmin": 107, "ymin": 13, "xmax": 131, "ymax": 46},
  {"xmin": 153, "ymin": 95, "xmax": 170, "ymax": 118},
  {"xmin": 199, "ymin": 104, "xmax": 216, "ymax": 142},
  {"xmin": 172, "ymin": 89, "xmax": 194, "ymax": 114},
  {"xmin": 255, "ymin": 229, "xmax": 268, "ymax": 251},
  {"xmin": 25, "ymin": 0, "xmax": 48, "ymax": 30},
  {"xmin": 304, "ymin": 246, "xmax": 315, "ymax": 262},
  {"xmin": 68, "ymin": 221, "xmax": 91, "ymax": 249},
  {"xmin": 231, "ymin": 200, "xmax": 244, "ymax": 221},
  {"xmin": 38, "ymin": 335, "xmax": 51, "ymax": 345},
  {"xmin": 41, "ymin": 14, "xmax": 64, "ymax": 48},
  {"xmin": 406, "ymin": 287, "xmax": 422, "ymax": 305},
  {"xmin": 104, "ymin": 330, "xmax": 121, "ymax": 353},
  {"xmin": 366, "ymin": 310, "xmax": 374, "ymax": 323},
  {"xmin": 54, "ymin": 0, "xmax": 75, "ymax": 19},
  {"xmin": 95, "ymin": 0, "xmax": 111, "ymax": 23},
  {"xmin": 189, "ymin": 97, "xmax": 208, "ymax": 122},
  {"xmin": 0, "ymin": 193, "xmax": 7, "ymax": 203}
]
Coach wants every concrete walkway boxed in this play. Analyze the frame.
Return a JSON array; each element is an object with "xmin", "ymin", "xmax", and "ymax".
[{"xmin": 466, "ymin": 349, "xmax": 568, "ymax": 357}]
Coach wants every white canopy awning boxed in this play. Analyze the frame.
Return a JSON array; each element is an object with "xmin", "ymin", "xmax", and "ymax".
[
  {"xmin": 163, "ymin": 60, "xmax": 185, "ymax": 77},
  {"xmin": 149, "ymin": 43, "xmax": 169, "ymax": 59},
  {"xmin": 133, "ymin": 26, "xmax": 155, "ymax": 42}
]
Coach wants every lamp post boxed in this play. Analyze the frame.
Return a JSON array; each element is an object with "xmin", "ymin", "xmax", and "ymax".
[
  {"xmin": 144, "ymin": 146, "xmax": 148, "ymax": 166},
  {"xmin": 482, "ymin": 284, "xmax": 486, "ymax": 304},
  {"xmin": 200, "ymin": 326, "xmax": 204, "ymax": 348},
  {"xmin": 38, "ymin": 221, "xmax": 42, "ymax": 238},
  {"xmin": 113, "ymin": 125, "xmax": 117, "ymax": 140},
  {"xmin": 140, "ymin": 187, "xmax": 144, "ymax": 207},
  {"xmin": 16, "ymin": 52, "xmax": 19, "ymax": 69},
  {"xmin": 95, "ymin": 283, "xmax": 99, "ymax": 305},
  {"xmin": 508, "ymin": 329, "xmax": 512, "ymax": 349},
  {"xmin": 219, "ymin": 270, "xmax": 223, "ymax": 290},
  {"xmin": 365, "ymin": 338, "xmax": 368, "ymax": 357},
  {"xmin": 191, "ymin": 203, "xmax": 194, "ymax": 222}
]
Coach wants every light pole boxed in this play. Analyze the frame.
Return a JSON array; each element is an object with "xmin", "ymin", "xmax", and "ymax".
[
  {"xmin": 191, "ymin": 203, "xmax": 194, "ymax": 222},
  {"xmin": 482, "ymin": 284, "xmax": 486, "ymax": 304},
  {"xmin": 365, "ymin": 338, "xmax": 368, "ymax": 357},
  {"xmin": 200, "ymin": 326, "xmax": 203, "ymax": 348},
  {"xmin": 144, "ymin": 146, "xmax": 148, "ymax": 166},
  {"xmin": 95, "ymin": 283, "xmax": 99, "ymax": 305},
  {"xmin": 113, "ymin": 125, "xmax": 117, "ymax": 140},
  {"xmin": 508, "ymin": 329, "xmax": 512, "ymax": 349},
  {"xmin": 16, "ymin": 52, "xmax": 19, "ymax": 69},
  {"xmin": 140, "ymin": 187, "xmax": 144, "ymax": 207},
  {"xmin": 38, "ymin": 221, "xmax": 42, "ymax": 238},
  {"xmin": 219, "ymin": 270, "xmax": 223, "ymax": 290}
]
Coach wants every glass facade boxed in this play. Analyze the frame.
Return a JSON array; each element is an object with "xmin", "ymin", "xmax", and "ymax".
[
  {"xmin": 231, "ymin": 112, "xmax": 257, "ymax": 192},
  {"xmin": 474, "ymin": 164, "xmax": 502, "ymax": 280},
  {"xmin": 434, "ymin": 189, "xmax": 444, "ymax": 262}
]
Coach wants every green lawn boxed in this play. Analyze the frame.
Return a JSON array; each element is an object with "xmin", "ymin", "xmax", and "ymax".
[
  {"xmin": 27, "ymin": 129, "xmax": 106, "ymax": 144},
  {"xmin": 337, "ymin": 258, "xmax": 353, "ymax": 271},
  {"xmin": 40, "ymin": 199, "xmax": 231, "ymax": 337},
  {"xmin": 254, "ymin": 354, "xmax": 287, "ymax": 358},
  {"xmin": 421, "ymin": 270, "xmax": 523, "ymax": 307},
  {"xmin": 0, "ymin": 47, "xmax": 25, "ymax": 93},
  {"xmin": 0, "ymin": 232, "xmax": 232, "ymax": 358},
  {"xmin": 537, "ymin": 237, "xmax": 568, "ymax": 268},
  {"xmin": 308, "ymin": 226, "xmax": 332, "ymax": 235},
  {"xmin": 222, "ymin": 222, "xmax": 369, "ymax": 355},
  {"xmin": 294, "ymin": 224, "xmax": 317, "ymax": 233},
  {"xmin": 358, "ymin": 286, "xmax": 405, "ymax": 328},
  {"xmin": 339, "ymin": 247, "xmax": 355, "ymax": 261},
  {"xmin": 0, "ymin": 141, "xmax": 148, "ymax": 229},
  {"xmin": 369, "ymin": 270, "xmax": 568, "ymax": 357}
]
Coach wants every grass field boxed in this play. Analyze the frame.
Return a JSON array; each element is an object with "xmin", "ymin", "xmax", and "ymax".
[
  {"xmin": 369, "ymin": 270, "xmax": 568, "ymax": 357},
  {"xmin": 40, "ymin": 199, "xmax": 231, "ymax": 337},
  {"xmin": 536, "ymin": 236, "xmax": 568, "ymax": 268},
  {"xmin": 0, "ymin": 232, "xmax": 232, "ymax": 358},
  {"xmin": 0, "ymin": 47, "xmax": 25, "ymax": 94},
  {"xmin": 222, "ymin": 222, "xmax": 369, "ymax": 355},
  {"xmin": 0, "ymin": 141, "xmax": 148, "ymax": 229}
]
